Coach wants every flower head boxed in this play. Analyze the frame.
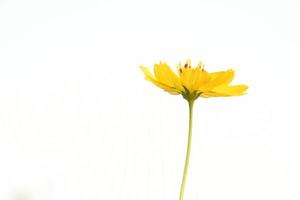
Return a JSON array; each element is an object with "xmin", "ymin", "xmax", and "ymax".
[{"xmin": 140, "ymin": 59, "xmax": 248, "ymax": 101}]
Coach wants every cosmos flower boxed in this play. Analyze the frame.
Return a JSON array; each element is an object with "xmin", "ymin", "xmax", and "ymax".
[{"xmin": 140, "ymin": 59, "xmax": 248, "ymax": 101}]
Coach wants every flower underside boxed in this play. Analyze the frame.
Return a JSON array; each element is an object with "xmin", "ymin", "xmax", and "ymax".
[{"xmin": 140, "ymin": 59, "xmax": 248, "ymax": 101}]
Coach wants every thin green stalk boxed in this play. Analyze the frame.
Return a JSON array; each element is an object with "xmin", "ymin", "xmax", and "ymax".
[{"xmin": 179, "ymin": 100, "xmax": 194, "ymax": 200}]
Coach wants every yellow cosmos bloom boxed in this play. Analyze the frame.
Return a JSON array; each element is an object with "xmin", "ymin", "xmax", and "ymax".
[
  {"xmin": 140, "ymin": 59, "xmax": 248, "ymax": 101},
  {"xmin": 140, "ymin": 59, "xmax": 248, "ymax": 200}
]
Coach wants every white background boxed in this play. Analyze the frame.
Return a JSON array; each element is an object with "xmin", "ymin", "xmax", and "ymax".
[{"xmin": 1, "ymin": 0, "xmax": 300, "ymax": 199}]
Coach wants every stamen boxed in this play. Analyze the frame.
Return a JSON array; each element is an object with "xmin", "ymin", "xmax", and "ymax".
[
  {"xmin": 178, "ymin": 61, "xmax": 182, "ymax": 68},
  {"xmin": 197, "ymin": 61, "xmax": 205, "ymax": 70},
  {"xmin": 186, "ymin": 59, "xmax": 191, "ymax": 68}
]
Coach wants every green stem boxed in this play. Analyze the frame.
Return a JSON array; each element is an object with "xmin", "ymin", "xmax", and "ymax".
[{"xmin": 179, "ymin": 100, "xmax": 194, "ymax": 200}]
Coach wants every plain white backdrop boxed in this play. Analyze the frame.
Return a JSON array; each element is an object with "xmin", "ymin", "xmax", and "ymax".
[{"xmin": 1, "ymin": 0, "xmax": 300, "ymax": 199}]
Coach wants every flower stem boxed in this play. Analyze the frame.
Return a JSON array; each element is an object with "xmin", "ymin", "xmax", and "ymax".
[{"xmin": 179, "ymin": 100, "xmax": 194, "ymax": 200}]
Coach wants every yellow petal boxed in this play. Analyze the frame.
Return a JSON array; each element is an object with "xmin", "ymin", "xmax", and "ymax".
[
  {"xmin": 203, "ymin": 69, "xmax": 235, "ymax": 90},
  {"xmin": 200, "ymin": 92, "xmax": 226, "ymax": 98},
  {"xmin": 154, "ymin": 62, "xmax": 183, "ymax": 91},
  {"xmin": 192, "ymin": 69, "xmax": 211, "ymax": 91},
  {"xmin": 140, "ymin": 66, "xmax": 180, "ymax": 94},
  {"xmin": 179, "ymin": 67, "xmax": 194, "ymax": 90},
  {"xmin": 202, "ymin": 84, "xmax": 248, "ymax": 97}
]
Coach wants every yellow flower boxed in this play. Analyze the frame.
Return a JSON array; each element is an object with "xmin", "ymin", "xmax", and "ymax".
[
  {"xmin": 140, "ymin": 59, "xmax": 248, "ymax": 101},
  {"xmin": 140, "ymin": 59, "xmax": 248, "ymax": 200}
]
